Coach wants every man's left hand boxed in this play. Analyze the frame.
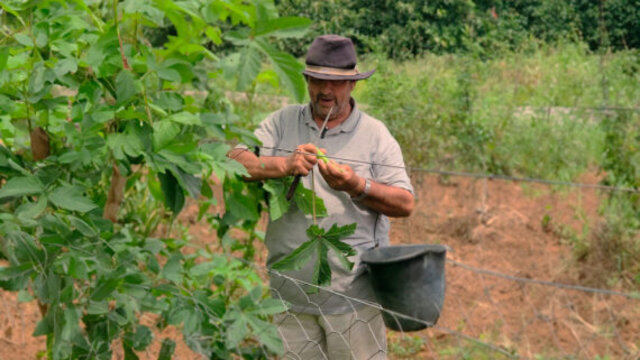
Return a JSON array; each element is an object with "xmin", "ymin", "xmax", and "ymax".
[{"xmin": 316, "ymin": 151, "xmax": 364, "ymax": 197}]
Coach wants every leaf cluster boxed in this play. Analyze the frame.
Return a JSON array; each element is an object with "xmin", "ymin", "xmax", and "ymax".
[{"xmin": 0, "ymin": 0, "xmax": 311, "ymax": 358}]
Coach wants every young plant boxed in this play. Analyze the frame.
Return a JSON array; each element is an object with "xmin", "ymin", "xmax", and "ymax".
[{"xmin": 266, "ymin": 161, "xmax": 358, "ymax": 292}]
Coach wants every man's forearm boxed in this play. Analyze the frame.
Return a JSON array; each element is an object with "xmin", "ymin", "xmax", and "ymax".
[
  {"xmin": 352, "ymin": 178, "xmax": 414, "ymax": 217},
  {"xmin": 227, "ymin": 148, "xmax": 288, "ymax": 181}
]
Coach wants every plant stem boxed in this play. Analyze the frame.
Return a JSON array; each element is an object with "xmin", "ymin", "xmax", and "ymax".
[{"xmin": 311, "ymin": 169, "xmax": 317, "ymax": 225}]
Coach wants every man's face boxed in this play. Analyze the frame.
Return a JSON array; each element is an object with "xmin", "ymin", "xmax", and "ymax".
[{"xmin": 307, "ymin": 77, "xmax": 356, "ymax": 121}]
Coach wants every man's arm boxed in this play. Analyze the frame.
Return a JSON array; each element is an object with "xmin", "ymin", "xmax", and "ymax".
[
  {"xmin": 227, "ymin": 143, "xmax": 320, "ymax": 181},
  {"xmin": 317, "ymin": 159, "xmax": 414, "ymax": 217}
]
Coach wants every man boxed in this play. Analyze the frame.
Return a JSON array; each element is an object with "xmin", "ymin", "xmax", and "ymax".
[{"xmin": 229, "ymin": 35, "xmax": 414, "ymax": 359}]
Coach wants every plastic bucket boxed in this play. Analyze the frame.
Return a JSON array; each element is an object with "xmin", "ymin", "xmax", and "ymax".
[{"xmin": 361, "ymin": 244, "xmax": 447, "ymax": 331}]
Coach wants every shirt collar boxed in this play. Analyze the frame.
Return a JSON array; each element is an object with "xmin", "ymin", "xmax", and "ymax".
[{"xmin": 303, "ymin": 98, "xmax": 361, "ymax": 135}]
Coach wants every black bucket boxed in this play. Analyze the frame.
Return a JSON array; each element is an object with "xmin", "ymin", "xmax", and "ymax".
[{"xmin": 361, "ymin": 244, "xmax": 447, "ymax": 332}]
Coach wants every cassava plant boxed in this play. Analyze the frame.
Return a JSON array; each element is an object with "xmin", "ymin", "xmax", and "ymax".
[{"xmin": 0, "ymin": 0, "xmax": 312, "ymax": 358}]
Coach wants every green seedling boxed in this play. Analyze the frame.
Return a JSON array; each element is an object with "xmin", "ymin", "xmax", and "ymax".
[
  {"xmin": 316, "ymin": 149, "xmax": 344, "ymax": 172},
  {"xmin": 317, "ymin": 149, "xmax": 330, "ymax": 164}
]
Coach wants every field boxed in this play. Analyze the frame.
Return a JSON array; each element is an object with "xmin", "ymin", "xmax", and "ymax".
[
  {"xmin": 2, "ymin": 169, "xmax": 638, "ymax": 359},
  {"xmin": 1, "ymin": 4, "xmax": 639, "ymax": 356}
]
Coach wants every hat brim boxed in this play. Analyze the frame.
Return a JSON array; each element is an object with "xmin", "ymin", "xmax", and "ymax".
[{"xmin": 303, "ymin": 68, "xmax": 375, "ymax": 81}]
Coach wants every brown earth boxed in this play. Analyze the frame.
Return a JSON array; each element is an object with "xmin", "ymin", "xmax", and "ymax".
[{"xmin": 1, "ymin": 171, "xmax": 638, "ymax": 359}]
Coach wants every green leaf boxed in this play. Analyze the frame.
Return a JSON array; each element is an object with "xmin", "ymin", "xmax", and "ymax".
[
  {"xmin": 167, "ymin": 111, "xmax": 201, "ymax": 126},
  {"xmin": 127, "ymin": 325, "xmax": 153, "ymax": 351},
  {"xmin": 14, "ymin": 33, "xmax": 33, "ymax": 47},
  {"xmin": 225, "ymin": 189, "xmax": 259, "ymax": 222},
  {"xmin": 153, "ymin": 120, "xmax": 180, "ymax": 150},
  {"xmin": 69, "ymin": 257, "xmax": 89, "ymax": 280},
  {"xmin": 157, "ymin": 67, "xmax": 181, "ymax": 82},
  {"xmin": 0, "ymin": 2, "xmax": 25, "ymax": 26},
  {"xmin": 294, "ymin": 185, "xmax": 327, "ymax": 217},
  {"xmin": 62, "ymin": 307, "xmax": 81, "ymax": 341},
  {"xmin": 91, "ymin": 277, "xmax": 121, "ymax": 301},
  {"xmin": 87, "ymin": 300, "xmax": 109, "ymax": 315},
  {"xmin": 0, "ymin": 176, "xmax": 44, "ymax": 199},
  {"xmin": 236, "ymin": 46, "xmax": 262, "ymax": 91},
  {"xmin": 28, "ymin": 62, "xmax": 47, "ymax": 95},
  {"xmin": 254, "ymin": 298, "xmax": 289, "ymax": 316},
  {"xmin": 33, "ymin": 22, "xmax": 49, "ymax": 48},
  {"xmin": 204, "ymin": 26, "xmax": 222, "ymax": 45},
  {"xmin": 0, "ymin": 47, "xmax": 10, "ymax": 70},
  {"xmin": 115, "ymin": 70, "xmax": 141, "ymax": 105},
  {"xmin": 323, "ymin": 223, "xmax": 357, "ymax": 243},
  {"xmin": 311, "ymin": 242, "xmax": 331, "ymax": 289},
  {"xmin": 255, "ymin": 39, "xmax": 306, "ymax": 102},
  {"xmin": 271, "ymin": 239, "xmax": 316, "ymax": 272},
  {"xmin": 161, "ymin": 253, "xmax": 182, "ymax": 283},
  {"xmin": 262, "ymin": 180, "xmax": 289, "ymax": 221},
  {"xmin": 49, "ymin": 186, "xmax": 98, "ymax": 213},
  {"xmin": 226, "ymin": 315, "xmax": 248, "ymax": 348},
  {"xmin": 154, "ymin": 92, "xmax": 183, "ymax": 111},
  {"xmin": 157, "ymin": 339, "xmax": 176, "ymax": 360},
  {"xmin": 157, "ymin": 171, "xmax": 185, "ymax": 214},
  {"xmin": 246, "ymin": 315, "xmax": 283, "ymax": 354},
  {"xmin": 254, "ymin": 16, "xmax": 311, "ymax": 38},
  {"xmin": 15, "ymin": 196, "xmax": 47, "ymax": 220},
  {"xmin": 54, "ymin": 58, "xmax": 78, "ymax": 78},
  {"xmin": 68, "ymin": 215, "xmax": 98, "ymax": 237}
]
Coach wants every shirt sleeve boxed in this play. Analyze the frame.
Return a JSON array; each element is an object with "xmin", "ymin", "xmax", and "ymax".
[
  {"xmin": 254, "ymin": 111, "xmax": 282, "ymax": 156},
  {"xmin": 372, "ymin": 125, "xmax": 414, "ymax": 194}
]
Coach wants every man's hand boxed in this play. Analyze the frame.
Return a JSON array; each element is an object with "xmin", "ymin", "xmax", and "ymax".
[
  {"xmin": 316, "ymin": 147, "xmax": 414, "ymax": 217},
  {"xmin": 286, "ymin": 143, "xmax": 320, "ymax": 177},
  {"xmin": 316, "ymin": 150, "xmax": 364, "ymax": 197}
]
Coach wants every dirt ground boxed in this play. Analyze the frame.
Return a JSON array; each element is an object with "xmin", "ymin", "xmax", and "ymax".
[{"xmin": 1, "ymin": 171, "xmax": 638, "ymax": 359}]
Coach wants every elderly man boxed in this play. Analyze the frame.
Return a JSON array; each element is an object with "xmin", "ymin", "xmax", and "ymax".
[{"xmin": 229, "ymin": 35, "xmax": 414, "ymax": 359}]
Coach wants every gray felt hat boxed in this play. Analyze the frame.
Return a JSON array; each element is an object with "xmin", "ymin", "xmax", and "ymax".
[{"xmin": 302, "ymin": 35, "xmax": 375, "ymax": 81}]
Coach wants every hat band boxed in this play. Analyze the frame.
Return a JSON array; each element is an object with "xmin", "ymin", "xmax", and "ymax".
[{"xmin": 305, "ymin": 65, "xmax": 359, "ymax": 76}]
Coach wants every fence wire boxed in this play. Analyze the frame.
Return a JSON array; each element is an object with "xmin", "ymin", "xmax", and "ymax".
[{"xmin": 251, "ymin": 145, "xmax": 640, "ymax": 194}]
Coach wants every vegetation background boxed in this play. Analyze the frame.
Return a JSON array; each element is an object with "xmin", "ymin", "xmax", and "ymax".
[{"xmin": 0, "ymin": 0, "xmax": 638, "ymax": 358}]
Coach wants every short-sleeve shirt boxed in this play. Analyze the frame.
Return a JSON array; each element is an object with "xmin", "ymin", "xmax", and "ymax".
[{"xmin": 255, "ymin": 100, "xmax": 413, "ymax": 314}]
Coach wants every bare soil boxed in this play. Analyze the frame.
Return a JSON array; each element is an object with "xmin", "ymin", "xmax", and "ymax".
[{"xmin": 1, "ymin": 171, "xmax": 638, "ymax": 359}]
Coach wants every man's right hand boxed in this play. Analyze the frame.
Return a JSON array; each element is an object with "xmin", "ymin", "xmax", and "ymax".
[{"xmin": 285, "ymin": 143, "xmax": 320, "ymax": 177}]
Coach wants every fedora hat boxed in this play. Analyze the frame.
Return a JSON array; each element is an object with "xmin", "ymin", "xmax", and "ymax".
[{"xmin": 302, "ymin": 35, "xmax": 375, "ymax": 81}]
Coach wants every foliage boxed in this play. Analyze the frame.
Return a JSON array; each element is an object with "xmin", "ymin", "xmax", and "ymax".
[
  {"xmin": 592, "ymin": 109, "xmax": 640, "ymax": 281},
  {"xmin": 271, "ymin": 223, "xmax": 356, "ymax": 293},
  {"xmin": 0, "ymin": 0, "xmax": 311, "ymax": 358},
  {"xmin": 276, "ymin": 0, "xmax": 640, "ymax": 59}
]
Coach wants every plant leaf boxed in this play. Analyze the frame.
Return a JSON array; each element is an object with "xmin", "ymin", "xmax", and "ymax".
[
  {"xmin": 270, "ymin": 239, "xmax": 316, "ymax": 272},
  {"xmin": 115, "ymin": 70, "xmax": 141, "ymax": 105},
  {"xmin": 294, "ymin": 184, "xmax": 327, "ymax": 217},
  {"xmin": 157, "ymin": 339, "xmax": 176, "ymax": 360},
  {"xmin": 255, "ymin": 39, "xmax": 305, "ymax": 103},
  {"xmin": 254, "ymin": 16, "xmax": 311, "ymax": 38},
  {"xmin": 311, "ymin": 241, "xmax": 331, "ymax": 289},
  {"xmin": 157, "ymin": 171, "xmax": 185, "ymax": 214},
  {"xmin": 236, "ymin": 46, "xmax": 262, "ymax": 91},
  {"xmin": 262, "ymin": 180, "xmax": 289, "ymax": 221},
  {"xmin": 0, "ymin": 176, "xmax": 44, "ymax": 199},
  {"xmin": 49, "ymin": 186, "xmax": 98, "ymax": 213}
]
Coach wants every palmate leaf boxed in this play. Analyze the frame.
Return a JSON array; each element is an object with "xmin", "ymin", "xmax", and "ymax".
[
  {"xmin": 309, "ymin": 242, "xmax": 330, "ymax": 294},
  {"xmin": 255, "ymin": 39, "xmax": 305, "ymax": 103},
  {"xmin": 270, "ymin": 238, "xmax": 315, "ymax": 272},
  {"xmin": 236, "ymin": 45, "xmax": 262, "ymax": 91},
  {"xmin": 272, "ymin": 223, "xmax": 357, "ymax": 291}
]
